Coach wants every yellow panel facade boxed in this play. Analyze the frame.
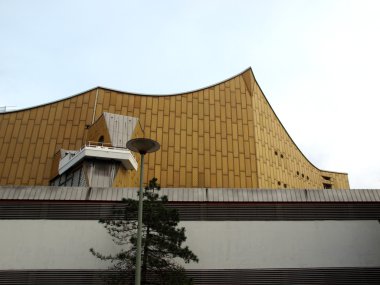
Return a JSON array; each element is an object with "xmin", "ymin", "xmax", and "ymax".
[
  {"xmin": 0, "ymin": 68, "xmax": 349, "ymax": 189},
  {"xmin": 112, "ymin": 122, "xmax": 144, "ymax": 188}
]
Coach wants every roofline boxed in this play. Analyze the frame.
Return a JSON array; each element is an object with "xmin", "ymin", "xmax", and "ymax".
[
  {"xmin": 247, "ymin": 68, "xmax": 348, "ymax": 176},
  {"xmin": 0, "ymin": 68, "xmax": 348, "ymax": 177},
  {"xmin": 0, "ymin": 67, "xmax": 252, "ymax": 114}
]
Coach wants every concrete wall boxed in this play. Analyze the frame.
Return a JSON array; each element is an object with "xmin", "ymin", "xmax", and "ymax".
[{"xmin": 1, "ymin": 220, "xmax": 379, "ymax": 270}]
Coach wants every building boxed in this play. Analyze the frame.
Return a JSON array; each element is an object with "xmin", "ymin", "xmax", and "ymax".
[
  {"xmin": 0, "ymin": 68, "xmax": 348, "ymax": 190},
  {"xmin": 2, "ymin": 69, "xmax": 372, "ymax": 284}
]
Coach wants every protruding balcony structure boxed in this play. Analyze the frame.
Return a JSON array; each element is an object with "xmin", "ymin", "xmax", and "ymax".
[
  {"xmin": 50, "ymin": 113, "xmax": 143, "ymax": 188},
  {"xmin": 58, "ymin": 142, "xmax": 138, "ymax": 175}
]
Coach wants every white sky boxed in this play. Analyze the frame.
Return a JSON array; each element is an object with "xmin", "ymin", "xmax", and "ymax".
[{"xmin": 1, "ymin": 0, "xmax": 379, "ymax": 189}]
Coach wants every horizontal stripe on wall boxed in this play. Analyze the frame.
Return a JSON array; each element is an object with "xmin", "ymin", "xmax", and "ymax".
[
  {"xmin": 0, "ymin": 268, "xmax": 379, "ymax": 284},
  {"xmin": 2, "ymin": 187, "xmax": 380, "ymax": 203},
  {"xmin": 0, "ymin": 201, "xmax": 379, "ymax": 220}
]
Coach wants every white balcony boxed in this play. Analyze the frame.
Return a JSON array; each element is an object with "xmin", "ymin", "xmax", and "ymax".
[{"xmin": 58, "ymin": 143, "xmax": 138, "ymax": 175}]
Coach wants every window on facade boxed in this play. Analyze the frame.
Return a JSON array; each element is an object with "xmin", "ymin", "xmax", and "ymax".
[
  {"xmin": 51, "ymin": 167, "xmax": 83, "ymax": 187},
  {"xmin": 323, "ymin": 183, "xmax": 332, "ymax": 189}
]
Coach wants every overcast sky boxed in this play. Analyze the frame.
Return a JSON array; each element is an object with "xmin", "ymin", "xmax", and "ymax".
[{"xmin": 1, "ymin": 0, "xmax": 379, "ymax": 188}]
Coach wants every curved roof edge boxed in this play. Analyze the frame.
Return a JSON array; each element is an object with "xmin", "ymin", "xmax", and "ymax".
[
  {"xmin": 0, "ymin": 67, "xmax": 252, "ymax": 114},
  {"xmin": 247, "ymin": 68, "xmax": 348, "ymax": 176},
  {"xmin": 0, "ymin": 86, "xmax": 100, "ymax": 114},
  {"xmin": 0, "ymin": 68, "xmax": 348, "ymax": 177}
]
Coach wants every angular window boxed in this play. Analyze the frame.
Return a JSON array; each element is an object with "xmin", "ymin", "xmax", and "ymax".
[{"xmin": 323, "ymin": 183, "xmax": 332, "ymax": 189}]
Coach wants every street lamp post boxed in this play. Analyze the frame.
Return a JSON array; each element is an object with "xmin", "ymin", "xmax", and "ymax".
[{"xmin": 126, "ymin": 138, "xmax": 160, "ymax": 285}]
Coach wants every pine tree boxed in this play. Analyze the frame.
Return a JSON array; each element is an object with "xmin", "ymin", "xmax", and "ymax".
[{"xmin": 90, "ymin": 178, "xmax": 199, "ymax": 284}]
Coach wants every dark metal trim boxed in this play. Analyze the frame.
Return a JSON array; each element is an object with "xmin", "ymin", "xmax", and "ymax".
[
  {"xmin": 0, "ymin": 201, "xmax": 379, "ymax": 220},
  {"xmin": 0, "ymin": 268, "xmax": 379, "ymax": 284}
]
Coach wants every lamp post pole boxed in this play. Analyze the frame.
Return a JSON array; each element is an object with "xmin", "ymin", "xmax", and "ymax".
[
  {"xmin": 126, "ymin": 138, "xmax": 160, "ymax": 285},
  {"xmin": 135, "ymin": 152, "xmax": 144, "ymax": 285}
]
